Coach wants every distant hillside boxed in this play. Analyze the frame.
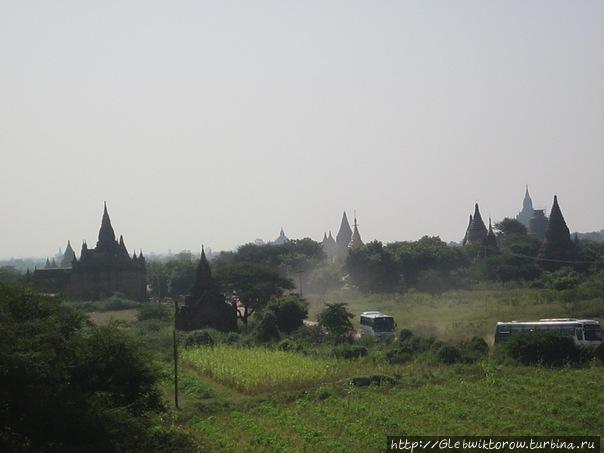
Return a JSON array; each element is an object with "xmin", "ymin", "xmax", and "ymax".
[{"xmin": 576, "ymin": 230, "xmax": 604, "ymax": 242}]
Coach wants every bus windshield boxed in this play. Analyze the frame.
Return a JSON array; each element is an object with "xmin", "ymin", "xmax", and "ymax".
[
  {"xmin": 584, "ymin": 325, "xmax": 603, "ymax": 341},
  {"xmin": 373, "ymin": 317, "xmax": 394, "ymax": 332}
]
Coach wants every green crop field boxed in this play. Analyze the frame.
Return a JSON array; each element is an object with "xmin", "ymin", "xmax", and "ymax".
[
  {"xmin": 187, "ymin": 364, "xmax": 604, "ymax": 452},
  {"xmin": 182, "ymin": 345, "xmax": 379, "ymax": 394}
]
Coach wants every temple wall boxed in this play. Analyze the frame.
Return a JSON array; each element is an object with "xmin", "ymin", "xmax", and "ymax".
[{"xmin": 67, "ymin": 269, "xmax": 147, "ymax": 302}]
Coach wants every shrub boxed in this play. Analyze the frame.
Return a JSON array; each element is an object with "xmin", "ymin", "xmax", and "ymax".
[
  {"xmin": 317, "ymin": 302, "xmax": 354, "ymax": 338},
  {"xmin": 400, "ymin": 335, "xmax": 441, "ymax": 355},
  {"xmin": 289, "ymin": 324, "xmax": 326, "ymax": 346},
  {"xmin": 437, "ymin": 345, "xmax": 463, "ymax": 364},
  {"xmin": 467, "ymin": 336, "xmax": 489, "ymax": 355},
  {"xmin": 385, "ymin": 349, "xmax": 412, "ymax": 364},
  {"xmin": 277, "ymin": 339, "xmax": 301, "ymax": 352},
  {"xmin": 333, "ymin": 345, "xmax": 368, "ymax": 359},
  {"xmin": 540, "ymin": 267, "xmax": 583, "ymax": 291},
  {"xmin": 398, "ymin": 328, "xmax": 414, "ymax": 343},
  {"xmin": 184, "ymin": 329, "xmax": 215, "ymax": 347},
  {"xmin": 348, "ymin": 375, "xmax": 397, "ymax": 387},
  {"xmin": 265, "ymin": 295, "xmax": 309, "ymax": 333},
  {"xmin": 137, "ymin": 303, "xmax": 170, "ymax": 321},
  {"xmin": 254, "ymin": 311, "xmax": 281, "ymax": 342},
  {"xmin": 502, "ymin": 332, "xmax": 581, "ymax": 367},
  {"xmin": 225, "ymin": 332, "xmax": 242, "ymax": 344}
]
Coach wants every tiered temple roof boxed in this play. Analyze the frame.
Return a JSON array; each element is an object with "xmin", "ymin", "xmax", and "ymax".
[{"xmin": 464, "ymin": 204, "xmax": 488, "ymax": 245}]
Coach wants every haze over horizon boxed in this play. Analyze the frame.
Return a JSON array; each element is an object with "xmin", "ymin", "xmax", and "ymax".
[{"xmin": 1, "ymin": 1, "xmax": 603, "ymax": 259}]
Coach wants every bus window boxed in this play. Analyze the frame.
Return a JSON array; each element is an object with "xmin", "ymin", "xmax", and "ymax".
[
  {"xmin": 584, "ymin": 325, "xmax": 603, "ymax": 341},
  {"xmin": 576, "ymin": 328, "xmax": 584, "ymax": 341},
  {"xmin": 373, "ymin": 317, "xmax": 394, "ymax": 333}
]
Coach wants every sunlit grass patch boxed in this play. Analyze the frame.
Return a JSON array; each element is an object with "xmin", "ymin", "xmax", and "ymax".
[{"xmin": 182, "ymin": 345, "xmax": 363, "ymax": 394}]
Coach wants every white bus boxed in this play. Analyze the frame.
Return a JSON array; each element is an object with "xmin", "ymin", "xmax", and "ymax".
[
  {"xmin": 360, "ymin": 311, "xmax": 396, "ymax": 338},
  {"xmin": 494, "ymin": 318, "xmax": 602, "ymax": 346}
]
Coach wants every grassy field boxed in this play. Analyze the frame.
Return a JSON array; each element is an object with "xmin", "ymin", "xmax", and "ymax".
[
  {"xmin": 187, "ymin": 363, "xmax": 604, "ymax": 452},
  {"xmin": 88, "ymin": 308, "xmax": 139, "ymax": 324},
  {"xmin": 307, "ymin": 287, "xmax": 604, "ymax": 342},
  {"xmin": 74, "ymin": 287, "xmax": 604, "ymax": 452}
]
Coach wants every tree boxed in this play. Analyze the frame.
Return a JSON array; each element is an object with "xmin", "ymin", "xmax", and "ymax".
[
  {"xmin": 215, "ymin": 263, "xmax": 294, "ymax": 326},
  {"xmin": 317, "ymin": 302, "xmax": 354, "ymax": 338},
  {"xmin": 146, "ymin": 251, "xmax": 197, "ymax": 299},
  {"xmin": 494, "ymin": 218, "xmax": 528, "ymax": 237},
  {"xmin": 346, "ymin": 241, "xmax": 399, "ymax": 292},
  {"xmin": 0, "ymin": 266, "xmax": 22, "ymax": 285},
  {"xmin": 387, "ymin": 236, "xmax": 470, "ymax": 289},
  {"xmin": 265, "ymin": 295, "xmax": 308, "ymax": 333},
  {"xmin": 254, "ymin": 311, "xmax": 281, "ymax": 342}
]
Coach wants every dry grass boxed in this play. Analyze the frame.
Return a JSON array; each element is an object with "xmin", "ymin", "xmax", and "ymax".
[
  {"xmin": 306, "ymin": 287, "xmax": 604, "ymax": 342},
  {"xmin": 88, "ymin": 308, "xmax": 139, "ymax": 325}
]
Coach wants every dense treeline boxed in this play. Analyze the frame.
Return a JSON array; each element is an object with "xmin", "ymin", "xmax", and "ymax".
[
  {"xmin": 346, "ymin": 222, "xmax": 604, "ymax": 294},
  {"xmin": 144, "ymin": 218, "xmax": 604, "ymax": 300}
]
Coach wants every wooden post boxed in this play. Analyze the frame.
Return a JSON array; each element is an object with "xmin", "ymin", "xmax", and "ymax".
[{"xmin": 173, "ymin": 299, "xmax": 179, "ymax": 410}]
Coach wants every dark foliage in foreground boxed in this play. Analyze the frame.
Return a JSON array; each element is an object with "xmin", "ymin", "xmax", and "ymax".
[{"xmin": 0, "ymin": 284, "xmax": 195, "ymax": 453}]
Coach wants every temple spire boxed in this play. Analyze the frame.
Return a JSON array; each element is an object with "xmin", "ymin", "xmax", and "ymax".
[
  {"xmin": 61, "ymin": 240, "xmax": 76, "ymax": 268},
  {"xmin": 274, "ymin": 227, "xmax": 289, "ymax": 245},
  {"xmin": 539, "ymin": 195, "xmax": 576, "ymax": 269},
  {"xmin": 97, "ymin": 201, "xmax": 116, "ymax": 246},
  {"xmin": 464, "ymin": 204, "xmax": 488, "ymax": 245},
  {"xmin": 190, "ymin": 245, "xmax": 216, "ymax": 300},
  {"xmin": 516, "ymin": 185, "xmax": 534, "ymax": 227},
  {"xmin": 336, "ymin": 211, "xmax": 353, "ymax": 251},
  {"xmin": 348, "ymin": 215, "xmax": 364, "ymax": 250}
]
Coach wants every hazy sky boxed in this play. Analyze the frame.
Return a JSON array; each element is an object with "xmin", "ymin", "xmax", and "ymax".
[{"xmin": 1, "ymin": 1, "xmax": 603, "ymax": 258}]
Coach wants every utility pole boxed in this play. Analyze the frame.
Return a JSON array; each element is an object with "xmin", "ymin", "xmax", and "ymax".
[{"xmin": 173, "ymin": 299, "xmax": 179, "ymax": 410}]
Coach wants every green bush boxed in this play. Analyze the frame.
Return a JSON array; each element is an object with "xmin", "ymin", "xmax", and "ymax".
[
  {"xmin": 502, "ymin": 332, "xmax": 581, "ymax": 367},
  {"xmin": 400, "ymin": 335, "xmax": 442, "ymax": 355},
  {"xmin": 458, "ymin": 336, "xmax": 490, "ymax": 363},
  {"xmin": 277, "ymin": 338, "xmax": 301, "ymax": 352},
  {"xmin": 265, "ymin": 295, "xmax": 309, "ymax": 334},
  {"xmin": 385, "ymin": 349, "xmax": 413, "ymax": 364},
  {"xmin": 398, "ymin": 328, "xmax": 414, "ymax": 343},
  {"xmin": 225, "ymin": 332, "xmax": 242, "ymax": 344},
  {"xmin": 437, "ymin": 345, "xmax": 463, "ymax": 364},
  {"xmin": 333, "ymin": 345, "xmax": 368, "ymax": 359},
  {"xmin": 467, "ymin": 336, "xmax": 489, "ymax": 355},
  {"xmin": 541, "ymin": 267, "xmax": 583, "ymax": 291},
  {"xmin": 348, "ymin": 374, "xmax": 398, "ymax": 387},
  {"xmin": 289, "ymin": 324, "xmax": 326, "ymax": 346},
  {"xmin": 254, "ymin": 311, "xmax": 281, "ymax": 342},
  {"xmin": 184, "ymin": 329, "xmax": 216, "ymax": 347}
]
